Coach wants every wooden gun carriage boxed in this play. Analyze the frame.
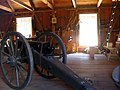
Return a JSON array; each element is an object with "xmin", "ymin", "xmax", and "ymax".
[{"xmin": 0, "ymin": 31, "xmax": 96, "ymax": 90}]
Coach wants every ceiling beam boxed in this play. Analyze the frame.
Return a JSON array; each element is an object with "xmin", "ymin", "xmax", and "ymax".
[
  {"xmin": 97, "ymin": 0, "xmax": 103, "ymax": 7},
  {"xmin": 7, "ymin": 0, "xmax": 15, "ymax": 12},
  {"xmin": 52, "ymin": 0, "xmax": 55, "ymax": 5},
  {"xmin": 10, "ymin": 0, "xmax": 33, "ymax": 11},
  {"xmin": 0, "ymin": 5, "xmax": 12, "ymax": 12},
  {"xmin": 51, "ymin": 0, "xmax": 55, "ymax": 8},
  {"xmin": 71, "ymin": 0, "xmax": 76, "ymax": 8},
  {"xmin": 41, "ymin": 0, "xmax": 54, "ymax": 9},
  {"xmin": 29, "ymin": 0, "xmax": 35, "ymax": 10}
]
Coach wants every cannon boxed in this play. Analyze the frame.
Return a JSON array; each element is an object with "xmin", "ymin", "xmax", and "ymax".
[{"xmin": 0, "ymin": 31, "xmax": 96, "ymax": 90}]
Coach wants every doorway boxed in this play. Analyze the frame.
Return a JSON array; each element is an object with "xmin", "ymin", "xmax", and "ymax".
[{"xmin": 79, "ymin": 14, "xmax": 98, "ymax": 47}]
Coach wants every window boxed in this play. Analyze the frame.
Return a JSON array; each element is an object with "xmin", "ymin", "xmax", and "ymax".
[
  {"xmin": 79, "ymin": 14, "xmax": 98, "ymax": 47},
  {"xmin": 16, "ymin": 17, "xmax": 32, "ymax": 38}
]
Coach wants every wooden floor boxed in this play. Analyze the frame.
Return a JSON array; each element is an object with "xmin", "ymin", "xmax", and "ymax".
[{"xmin": 0, "ymin": 53, "xmax": 120, "ymax": 90}]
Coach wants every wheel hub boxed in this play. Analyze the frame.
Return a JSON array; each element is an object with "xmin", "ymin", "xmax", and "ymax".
[{"xmin": 8, "ymin": 56, "xmax": 17, "ymax": 67}]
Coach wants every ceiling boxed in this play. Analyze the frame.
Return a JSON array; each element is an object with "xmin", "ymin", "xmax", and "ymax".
[{"xmin": 0, "ymin": 0, "xmax": 116, "ymax": 13}]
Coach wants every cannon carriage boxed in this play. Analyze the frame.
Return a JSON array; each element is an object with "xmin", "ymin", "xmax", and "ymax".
[{"xmin": 0, "ymin": 31, "xmax": 96, "ymax": 90}]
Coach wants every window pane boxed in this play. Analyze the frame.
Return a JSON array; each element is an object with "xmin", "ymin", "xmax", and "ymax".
[{"xmin": 16, "ymin": 17, "xmax": 32, "ymax": 38}]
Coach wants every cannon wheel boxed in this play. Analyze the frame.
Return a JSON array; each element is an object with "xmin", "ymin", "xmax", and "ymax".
[
  {"xmin": 34, "ymin": 32, "xmax": 67, "ymax": 79},
  {"xmin": 0, "ymin": 32, "xmax": 33, "ymax": 89}
]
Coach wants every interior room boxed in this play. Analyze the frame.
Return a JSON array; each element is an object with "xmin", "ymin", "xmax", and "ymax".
[{"xmin": 0, "ymin": 0, "xmax": 120, "ymax": 90}]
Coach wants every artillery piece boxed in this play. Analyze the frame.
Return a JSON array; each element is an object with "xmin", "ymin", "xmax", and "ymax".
[{"xmin": 0, "ymin": 31, "xmax": 96, "ymax": 90}]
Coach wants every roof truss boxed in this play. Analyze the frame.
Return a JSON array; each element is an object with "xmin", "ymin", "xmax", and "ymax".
[
  {"xmin": 0, "ymin": 4, "xmax": 12, "ymax": 12},
  {"xmin": 97, "ymin": 0, "xmax": 103, "ymax": 7},
  {"xmin": 40, "ymin": 0, "xmax": 54, "ymax": 9},
  {"xmin": 10, "ymin": 0, "xmax": 33, "ymax": 11}
]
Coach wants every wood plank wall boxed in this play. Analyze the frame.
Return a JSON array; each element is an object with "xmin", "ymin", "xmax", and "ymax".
[{"xmin": 0, "ymin": 8, "xmax": 119, "ymax": 53}]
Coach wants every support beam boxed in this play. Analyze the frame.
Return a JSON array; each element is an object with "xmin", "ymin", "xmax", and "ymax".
[
  {"xmin": 0, "ymin": 5, "xmax": 12, "ymax": 12},
  {"xmin": 7, "ymin": 0, "xmax": 15, "ymax": 12},
  {"xmin": 10, "ymin": 0, "xmax": 33, "ymax": 11},
  {"xmin": 51, "ymin": 0, "xmax": 55, "ymax": 9},
  {"xmin": 97, "ymin": 0, "xmax": 103, "ymax": 7},
  {"xmin": 29, "ymin": 0, "xmax": 35, "ymax": 10},
  {"xmin": 71, "ymin": 0, "xmax": 76, "ymax": 8},
  {"xmin": 41, "ymin": 0, "xmax": 54, "ymax": 9},
  {"xmin": 34, "ymin": 14, "xmax": 44, "ymax": 32},
  {"xmin": 5, "ymin": 14, "xmax": 14, "ymax": 32},
  {"xmin": 52, "ymin": 0, "xmax": 55, "ymax": 5}
]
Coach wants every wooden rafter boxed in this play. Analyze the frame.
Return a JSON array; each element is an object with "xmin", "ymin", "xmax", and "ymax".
[
  {"xmin": 41, "ymin": 0, "xmax": 54, "ymax": 9},
  {"xmin": 71, "ymin": 0, "xmax": 76, "ymax": 8},
  {"xmin": 7, "ymin": 0, "xmax": 15, "ymax": 12},
  {"xmin": 29, "ymin": 0, "xmax": 35, "ymax": 10},
  {"xmin": 10, "ymin": 0, "xmax": 33, "ymax": 11},
  {"xmin": 0, "ymin": 5, "xmax": 12, "ymax": 12},
  {"xmin": 51, "ymin": 0, "xmax": 55, "ymax": 8},
  {"xmin": 97, "ymin": 0, "xmax": 103, "ymax": 7},
  {"xmin": 52, "ymin": 0, "xmax": 55, "ymax": 5}
]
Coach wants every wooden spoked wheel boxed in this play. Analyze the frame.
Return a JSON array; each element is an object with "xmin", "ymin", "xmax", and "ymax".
[
  {"xmin": 34, "ymin": 32, "xmax": 67, "ymax": 79},
  {"xmin": 0, "ymin": 32, "xmax": 33, "ymax": 89}
]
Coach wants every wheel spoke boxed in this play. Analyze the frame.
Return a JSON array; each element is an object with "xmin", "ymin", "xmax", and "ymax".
[
  {"xmin": 18, "ymin": 42, "xmax": 24, "ymax": 56},
  {"xmin": 18, "ymin": 63, "xmax": 28, "ymax": 72},
  {"xmin": 5, "ymin": 66, "xmax": 13, "ymax": 77},
  {"xmin": 1, "ymin": 51, "xmax": 10, "ymax": 57},
  {"xmin": 41, "ymin": 68, "xmax": 43, "ymax": 73},
  {"xmin": 9, "ymin": 68, "xmax": 15, "ymax": 83},
  {"xmin": 5, "ymin": 69, "xmax": 10, "ymax": 76},
  {"xmin": 2, "ymin": 60, "xmax": 8, "ymax": 65},
  {"xmin": 5, "ymin": 43, "xmax": 12, "ymax": 56},
  {"xmin": 49, "ymin": 37, "xmax": 53, "ymax": 46},
  {"xmin": 44, "ymin": 35, "xmax": 47, "ymax": 42},
  {"xmin": 15, "ymin": 36, "xmax": 19, "ymax": 57},
  {"xmin": 47, "ymin": 71, "xmax": 49, "ymax": 76},
  {"xmin": 9, "ymin": 36, "xmax": 14, "ymax": 55},
  {"xmin": 15, "ymin": 67, "xmax": 19, "ymax": 86},
  {"xmin": 17, "ymin": 65, "xmax": 26, "ymax": 81}
]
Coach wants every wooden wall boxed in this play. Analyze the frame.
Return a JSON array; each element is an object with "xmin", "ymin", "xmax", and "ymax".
[
  {"xmin": 0, "ymin": 14, "xmax": 13, "ymax": 38},
  {"xmin": 0, "ymin": 7, "xmax": 120, "ymax": 53}
]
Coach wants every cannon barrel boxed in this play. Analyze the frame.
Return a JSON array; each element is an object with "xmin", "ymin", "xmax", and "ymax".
[{"xmin": 40, "ymin": 55, "xmax": 96, "ymax": 90}]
